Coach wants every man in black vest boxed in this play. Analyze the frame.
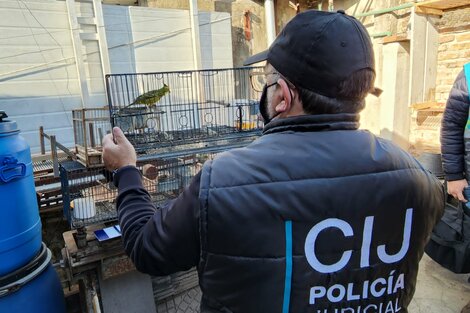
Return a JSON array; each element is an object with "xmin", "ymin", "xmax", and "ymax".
[
  {"xmin": 440, "ymin": 64, "xmax": 470, "ymax": 313},
  {"xmin": 441, "ymin": 67, "xmax": 470, "ymax": 203},
  {"xmin": 103, "ymin": 10, "xmax": 445, "ymax": 313}
]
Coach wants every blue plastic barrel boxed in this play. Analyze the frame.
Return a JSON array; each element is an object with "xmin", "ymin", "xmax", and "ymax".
[
  {"xmin": 0, "ymin": 243, "xmax": 66, "ymax": 313},
  {"xmin": 0, "ymin": 112, "xmax": 41, "ymax": 275}
]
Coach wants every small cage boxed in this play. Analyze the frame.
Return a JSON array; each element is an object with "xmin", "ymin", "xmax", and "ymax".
[
  {"xmin": 106, "ymin": 67, "xmax": 264, "ymax": 155},
  {"xmin": 72, "ymin": 107, "xmax": 112, "ymax": 167},
  {"xmin": 409, "ymin": 107, "xmax": 443, "ymax": 155},
  {"xmin": 60, "ymin": 153, "xmax": 214, "ymax": 228}
]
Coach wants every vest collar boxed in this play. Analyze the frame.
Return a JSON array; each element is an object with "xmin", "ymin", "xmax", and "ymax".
[{"xmin": 262, "ymin": 113, "xmax": 360, "ymax": 135}]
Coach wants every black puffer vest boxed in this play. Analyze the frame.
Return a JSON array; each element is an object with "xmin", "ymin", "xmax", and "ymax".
[
  {"xmin": 441, "ymin": 64, "xmax": 470, "ymax": 181},
  {"xmin": 198, "ymin": 114, "xmax": 444, "ymax": 313}
]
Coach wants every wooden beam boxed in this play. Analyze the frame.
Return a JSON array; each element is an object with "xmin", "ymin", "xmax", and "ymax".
[
  {"xmin": 439, "ymin": 23, "xmax": 470, "ymax": 34},
  {"xmin": 410, "ymin": 101, "xmax": 439, "ymax": 110},
  {"xmin": 416, "ymin": 0, "xmax": 470, "ymax": 10},
  {"xmin": 382, "ymin": 34, "xmax": 410, "ymax": 44},
  {"xmin": 418, "ymin": 107, "xmax": 444, "ymax": 113},
  {"xmin": 63, "ymin": 231, "xmax": 78, "ymax": 255},
  {"xmin": 39, "ymin": 126, "xmax": 45, "ymax": 155},
  {"xmin": 415, "ymin": 6, "xmax": 443, "ymax": 16},
  {"xmin": 32, "ymin": 151, "xmax": 69, "ymax": 163},
  {"xmin": 408, "ymin": 8, "xmax": 439, "ymax": 106}
]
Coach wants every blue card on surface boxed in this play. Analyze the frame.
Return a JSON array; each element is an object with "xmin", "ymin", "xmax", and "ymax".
[{"xmin": 94, "ymin": 225, "xmax": 122, "ymax": 242}]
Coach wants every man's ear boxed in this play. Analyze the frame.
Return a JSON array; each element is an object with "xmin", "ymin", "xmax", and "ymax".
[{"xmin": 274, "ymin": 79, "xmax": 292, "ymax": 114}]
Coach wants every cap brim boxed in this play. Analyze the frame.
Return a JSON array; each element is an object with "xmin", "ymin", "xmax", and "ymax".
[
  {"xmin": 370, "ymin": 87, "xmax": 383, "ymax": 97},
  {"xmin": 243, "ymin": 50, "xmax": 269, "ymax": 66}
]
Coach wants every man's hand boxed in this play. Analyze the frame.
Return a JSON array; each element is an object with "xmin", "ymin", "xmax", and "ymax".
[
  {"xmin": 102, "ymin": 127, "xmax": 137, "ymax": 171},
  {"xmin": 447, "ymin": 179, "xmax": 468, "ymax": 202}
]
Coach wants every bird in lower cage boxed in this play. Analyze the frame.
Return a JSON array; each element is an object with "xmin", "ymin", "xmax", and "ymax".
[{"xmin": 125, "ymin": 83, "xmax": 170, "ymax": 109}]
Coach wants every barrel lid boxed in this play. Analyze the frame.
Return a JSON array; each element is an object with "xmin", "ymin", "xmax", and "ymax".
[{"xmin": 0, "ymin": 111, "xmax": 18, "ymax": 134}]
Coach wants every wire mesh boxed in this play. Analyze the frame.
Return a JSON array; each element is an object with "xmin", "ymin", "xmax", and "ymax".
[
  {"xmin": 415, "ymin": 110, "xmax": 443, "ymax": 129},
  {"xmin": 106, "ymin": 67, "xmax": 264, "ymax": 155},
  {"xmin": 60, "ymin": 153, "xmax": 215, "ymax": 228}
]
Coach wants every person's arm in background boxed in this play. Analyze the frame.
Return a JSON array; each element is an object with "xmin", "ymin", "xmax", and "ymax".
[
  {"xmin": 102, "ymin": 127, "xmax": 200, "ymax": 276},
  {"xmin": 441, "ymin": 69, "xmax": 470, "ymax": 201}
]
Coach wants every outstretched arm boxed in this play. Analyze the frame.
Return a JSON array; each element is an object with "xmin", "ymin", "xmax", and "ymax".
[
  {"xmin": 114, "ymin": 167, "xmax": 200, "ymax": 276},
  {"xmin": 102, "ymin": 128, "xmax": 200, "ymax": 276}
]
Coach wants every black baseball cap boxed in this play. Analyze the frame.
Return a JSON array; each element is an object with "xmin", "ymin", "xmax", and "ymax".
[{"xmin": 244, "ymin": 10, "xmax": 380, "ymax": 98}]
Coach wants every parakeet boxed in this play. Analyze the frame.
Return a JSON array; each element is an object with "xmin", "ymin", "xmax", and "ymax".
[{"xmin": 125, "ymin": 83, "xmax": 170, "ymax": 109}]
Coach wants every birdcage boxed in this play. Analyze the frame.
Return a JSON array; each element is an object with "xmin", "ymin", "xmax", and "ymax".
[
  {"xmin": 72, "ymin": 107, "xmax": 112, "ymax": 167},
  {"xmin": 106, "ymin": 67, "xmax": 264, "ymax": 155},
  {"xmin": 60, "ymin": 153, "xmax": 214, "ymax": 228}
]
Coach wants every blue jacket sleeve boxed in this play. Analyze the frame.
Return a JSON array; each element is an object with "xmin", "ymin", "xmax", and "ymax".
[
  {"xmin": 441, "ymin": 70, "xmax": 470, "ymax": 181},
  {"xmin": 114, "ymin": 166, "xmax": 201, "ymax": 276}
]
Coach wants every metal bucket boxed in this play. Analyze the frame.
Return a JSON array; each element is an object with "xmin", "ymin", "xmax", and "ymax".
[{"xmin": 417, "ymin": 152, "xmax": 444, "ymax": 179}]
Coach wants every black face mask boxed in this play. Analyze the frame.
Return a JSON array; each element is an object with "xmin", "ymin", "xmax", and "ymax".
[{"xmin": 259, "ymin": 82, "xmax": 279, "ymax": 124}]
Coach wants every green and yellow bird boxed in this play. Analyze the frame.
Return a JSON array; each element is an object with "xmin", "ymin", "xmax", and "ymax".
[{"xmin": 125, "ymin": 83, "xmax": 170, "ymax": 109}]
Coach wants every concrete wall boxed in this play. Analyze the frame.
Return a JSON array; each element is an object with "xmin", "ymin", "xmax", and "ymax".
[
  {"xmin": 146, "ymin": 0, "xmax": 409, "ymax": 141},
  {"xmin": 337, "ymin": 0, "xmax": 413, "ymax": 148},
  {"xmin": 103, "ymin": 0, "xmax": 137, "ymax": 5},
  {"xmin": 146, "ymin": 0, "xmax": 217, "ymax": 11},
  {"xmin": 380, "ymin": 42, "xmax": 411, "ymax": 148},
  {"xmin": 230, "ymin": 1, "xmax": 266, "ymax": 67},
  {"xmin": 0, "ymin": 0, "xmax": 233, "ymax": 153},
  {"xmin": 337, "ymin": 2, "xmax": 470, "ymax": 154},
  {"xmin": 140, "ymin": 0, "xmax": 470, "ymax": 155},
  {"xmin": 106, "ymin": 5, "xmax": 233, "ymax": 72},
  {"xmin": 258, "ymin": 0, "xmax": 413, "ymax": 147},
  {"xmin": 267, "ymin": 0, "xmax": 415, "ymax": 145},
  {"xmin": 406, "ymin": 4, "xmax": 470, "ymax": 154},
  {"xmin": 6, "ymin": 0, "xmax": 464, "ymax": 154},
  {"xmin": 0, "ymin": 0, "xmax": 81, "ymax": 152},
  {"xmin": 146, "ymin": 0, "xmax": 268, "ymax": 67}
]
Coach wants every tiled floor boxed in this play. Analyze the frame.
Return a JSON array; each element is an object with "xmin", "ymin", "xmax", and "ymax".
[{"xmin": 410, "ymin": 254, "xmax": 470, "ymax": 312}]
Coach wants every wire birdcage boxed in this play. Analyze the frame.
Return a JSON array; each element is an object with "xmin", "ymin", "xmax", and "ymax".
[
  {"xmin": 72, "ymin": 107, "xmax": 112, "ymax": 167},
  {"xmin": 60, "ymin": 153, "xmax": 214, "ymax": 228},
  {"xmin": 106, "ymin": 67, "xmax": 264, "ymax": 155},
  {"xmin": 61, "ymin": 67, "xmax": 267, "ymax": 228}
]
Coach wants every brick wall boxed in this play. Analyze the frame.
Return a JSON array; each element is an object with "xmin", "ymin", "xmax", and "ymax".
[
  {"xmin": 408, "ymin": 6, "xmax": 470, "ymax": 155},
  {"xmin": 435, "ymin": 6, "xmax": 470, "ymax": 104}
]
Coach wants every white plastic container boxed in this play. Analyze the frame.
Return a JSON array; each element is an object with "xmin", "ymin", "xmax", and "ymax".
[{"xmin": 73, "ymin": 197, "xmax": 96, "ymax": 219}]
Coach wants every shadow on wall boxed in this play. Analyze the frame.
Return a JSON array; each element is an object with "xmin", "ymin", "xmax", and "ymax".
[
  {"xmin": 133, "ymin": 29, "xmax": 188, "ymax": 49},
  {"xmin": 104, "ymin": 5, "xmax": 137, "ymax": 74},
  {"xmin": 0, "ymin": 63, "xmax": 70, "ymax": 84}
]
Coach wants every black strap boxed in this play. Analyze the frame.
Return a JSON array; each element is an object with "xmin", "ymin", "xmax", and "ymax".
[{"xmin": 0, "ymin": 243, "xmax": 48, "ymax": 288}]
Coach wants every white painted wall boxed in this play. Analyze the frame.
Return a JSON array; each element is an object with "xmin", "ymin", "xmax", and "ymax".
[
  {"xmin": 0, "ymin": 0, "xmax": 233, "ymax": 153},
  {"xmin": 0, "ymin": 0, "xmax": 79, "ymax": 152}
]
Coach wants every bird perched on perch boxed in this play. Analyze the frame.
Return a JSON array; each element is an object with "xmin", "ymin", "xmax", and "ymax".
[{"xmin": 125, "ymin": 83, "xmax": 170, "ymax": 109}]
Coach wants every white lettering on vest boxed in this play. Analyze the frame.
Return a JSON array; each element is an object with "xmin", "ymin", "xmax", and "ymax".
[
  {"xmin": 377, "ymin": 209, "xmax": 413, "ymax": 264},
  {"xmin": 304, "ymin": 209, "xmax": 413, "ymax": 273},
  {"xmin": 304, "ymin": 218, "xmax": 353, "ymax": 273}
]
